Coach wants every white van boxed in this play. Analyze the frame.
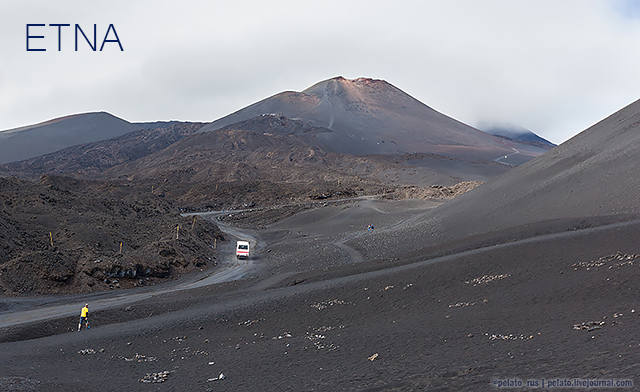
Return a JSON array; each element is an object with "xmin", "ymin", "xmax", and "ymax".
[{"xmin": 236, "ymin": 241, "xmax": 250, "ymax": 259}]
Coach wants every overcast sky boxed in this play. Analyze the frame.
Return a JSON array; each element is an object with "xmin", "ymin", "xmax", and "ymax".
[{"xmin": 1, "ymin": 0, "xmax": 639, "ymax": 144}]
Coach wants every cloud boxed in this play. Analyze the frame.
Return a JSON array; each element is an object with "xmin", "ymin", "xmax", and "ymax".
[{"xmin": 1, "ymin": 0, "xmax": 639, "ymax": 144}]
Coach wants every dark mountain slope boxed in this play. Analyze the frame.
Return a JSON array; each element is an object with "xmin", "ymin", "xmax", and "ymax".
[
  {"xmin": 105, "ymin": 128, "xmax": 388, "ymax": 208},
  {"xmin": 353, "ymin": 98, "xmax": 640, "ymax": 260},
  {"xmin": 107, "ymin": 115, "xmax": 509, "ymax": 209},
  {"xmin": 484, "ymin": 125, "xmax": 556, "ymax": 149},
  {"xmin": 201, "ymin": 77, "xmax": 547, "ymax": 162},
  {"xmin": 0, "ymin": 122, "xmax": 204, "ymax": 178},
  {"xmin": 0, "ymin": 112, "xmax": 140, "ymax": 164},
  {"xmin": 0, "ymin": 114, "xmax": 507, "ymax": 210}
]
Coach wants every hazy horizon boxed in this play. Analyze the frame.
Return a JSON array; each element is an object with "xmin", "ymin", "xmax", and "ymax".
[{"xmin": 2, "ymin": 1, "xmax": 640, "ymax": 144}]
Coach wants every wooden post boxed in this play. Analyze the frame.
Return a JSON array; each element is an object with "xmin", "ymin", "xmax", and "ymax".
[
  {"xmin": 214, "ymin": 238, "xmax": 217, "ymax": 249},
  {"xmin": 176, "ymin": 225, "xmax": 180, "ymax": 240},
  {"xmin": 191, "ymin": 216, "xmax": 197, "ymax": 230},
  {"xmin": 49, "ymin": 232, "xmax": 54, "ymax": 247},
  {"xmin": 119, "ymin": 241, "xmax": 123, "ymax": 254}
]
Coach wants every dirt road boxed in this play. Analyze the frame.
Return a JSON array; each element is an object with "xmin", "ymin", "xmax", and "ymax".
[{"xmin": 0, "ymin": 213, "xmax": 258, "ymax": 329}]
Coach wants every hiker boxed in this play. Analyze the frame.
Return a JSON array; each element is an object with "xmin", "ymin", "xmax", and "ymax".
[{"xmin": 78, "ymin": 304, "xmax": 90, "ymax": 331}]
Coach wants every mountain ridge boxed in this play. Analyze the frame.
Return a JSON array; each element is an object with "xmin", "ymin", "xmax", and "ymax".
[
  {"xmin": 482, "ymin": 125, "xmax": 556, "ymax": 149},
  {"xmin": 351, "ymin": 97, "xmax": 640, "ymax": 262},
  {"xmin": 0, "ymin": 112, "xmax": 138, "ymax": 164},
  {"xmin": 200, "ymin": 76, "xmax": 548, "ymax": 162}
]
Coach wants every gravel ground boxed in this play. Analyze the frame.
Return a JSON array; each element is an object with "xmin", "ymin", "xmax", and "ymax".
[{"xmin": 2, "ymin": 199, "xmax": 640, "ymax": 391}]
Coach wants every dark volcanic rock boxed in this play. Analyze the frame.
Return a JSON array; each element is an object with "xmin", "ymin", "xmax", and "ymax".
[
  {"xmin": 0, "ymin": 122, "xmax": 204, "ymax": 179},
  {"xmin": 0, "ymin": 175, "xmax": 224, "ymax": 295}
]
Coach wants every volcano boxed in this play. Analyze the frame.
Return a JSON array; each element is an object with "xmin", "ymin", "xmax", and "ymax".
[{"xmin": 201, "ymin": 76, "xmax": 548, "ymax": 162}]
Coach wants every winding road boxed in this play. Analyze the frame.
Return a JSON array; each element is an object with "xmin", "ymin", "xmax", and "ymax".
[
  {"xmin": 0, "ymin": 195, "xmax": 381, "ymax": 330},
  {"xmin": 494, "ymin": 147, "xmax": 520, "ymax": 166},
  {"xmin": 4, "ymin": 199, "xmax": 639, "ymax": 335},
  {"xmin": 0, "ymin": 213, "xmax": 257, "ymax": 329}
]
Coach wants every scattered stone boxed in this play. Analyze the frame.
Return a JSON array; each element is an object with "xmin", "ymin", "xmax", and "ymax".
[
  {"xmin": 572, "ymin": 251, "xmax": 640, "ymax": 270},
  {"xmin": 238, "ymin": 319, "xmax": 261, "ymax": 327},
  {"xmin": 305, "ymin": 325, "xmax": 343, "ymax": 351},
  {"xmin": 123, "ymin": 353, "xmax": 157, "ymax": 362},
  {"xmin": 573, "ymin": 321, "xmax": 605, "ymax": 331},
  {"xmin": 314, "ymin": 325, "xmax": 342, "ymax": 333},
  {"xmin": 368, "ymin": 353, "xmax": 379, "ymax": 361},
  {"xmin": 139, "ymin": 371, "xmax": 170, "ymax": 383},
  {"xmin": 384, "ymin": 285, "xmax": 394, "ymax": 291},
  {"xmin": 77, "ymin": 348, "xmax": 96, "ymax": 355},
  {"xmin": 125, "ymin": 306, "xmax": 133, "ymax": 312},
  {"xmin": 465, "ymin": 274, "xmax": 511, "ymax": 286},
  {"xmin": 448, "ymin": 298, "xmax": 488, "ymax": 309},
  {"xmin": 208, "ymin": 373, "xmax": 226, "ymax": 382},
  {"xmin": 272, "ymin": 332, "xmax": 293, "ymax": 340},
  {"xmin": 310, "ymin": 299, "xmax": 349, "ymax": 311},
  {"xmin": 486, "ymin": 333, "xmax": 534, "ymax": 341}
]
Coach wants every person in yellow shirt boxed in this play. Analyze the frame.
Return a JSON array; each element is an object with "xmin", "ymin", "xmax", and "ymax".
[{"xmin": 78, "ymin": 304, "xmax": 89, "ymax": 331}]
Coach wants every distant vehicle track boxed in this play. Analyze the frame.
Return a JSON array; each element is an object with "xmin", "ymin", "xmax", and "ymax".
[
  {"xmin": 493, "ymin": 147, "xmax": 520, "ymax": 166},
  {"xmin": 0, "ymin": 195, "xmax": 381, "ymax": 329},
  {"xmin": 0, "ymin": 212, "xmax": 257, "ymax": 329},
  {"xmin": 3, "ymin": 211, "xmax": 640, "ymax": 331}
]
